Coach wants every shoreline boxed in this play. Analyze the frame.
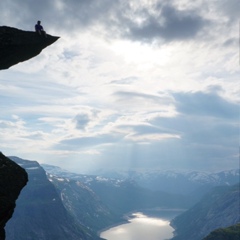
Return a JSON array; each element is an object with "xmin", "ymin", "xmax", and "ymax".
[
  {"xmin": 98, "ymin": 208, "xmax": 185, "ymax": 238},
  {"xmin": 98, "ymin": 218, "xmax": 129, "ymax": 237}
]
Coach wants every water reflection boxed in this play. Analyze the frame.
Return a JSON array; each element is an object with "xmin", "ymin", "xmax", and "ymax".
[{"xmin": 100, "ymin": 212, "xmax": 174, "ymax": 240}]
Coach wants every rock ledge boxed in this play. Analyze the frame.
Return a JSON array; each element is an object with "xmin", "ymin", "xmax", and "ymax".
[{"xmin": 0, "ymin": 26, "xmax": 59, "ymax": 70}]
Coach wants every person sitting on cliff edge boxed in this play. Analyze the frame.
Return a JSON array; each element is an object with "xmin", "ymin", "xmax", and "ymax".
[{"xmin": 35, "ymin": 20, "xmax": 47, "ymax": 37}]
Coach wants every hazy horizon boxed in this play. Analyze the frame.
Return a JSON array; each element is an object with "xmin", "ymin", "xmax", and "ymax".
[{"xmin": 0, "ymin": 0, "xmax": 239, "ymax": 173}]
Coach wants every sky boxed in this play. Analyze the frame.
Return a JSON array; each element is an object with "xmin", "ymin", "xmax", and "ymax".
[{"xmin": 0, "ymin": 0, "xmax": 239, "ymax": 173}]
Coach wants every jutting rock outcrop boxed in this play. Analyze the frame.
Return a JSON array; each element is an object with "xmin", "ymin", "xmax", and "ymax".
[
  {"xmin": 0, "ymin": 26, "xmax": 59, "ymax": 70},
  {"xmin": 0, "ymin": 152, "xmax": 28, "ymax": 239}
]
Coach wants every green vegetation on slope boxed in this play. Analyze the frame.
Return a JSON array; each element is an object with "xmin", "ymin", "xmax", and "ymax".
[{"xmin": 203, "ymin": 223, "xmax": 240, "ymax": 240}]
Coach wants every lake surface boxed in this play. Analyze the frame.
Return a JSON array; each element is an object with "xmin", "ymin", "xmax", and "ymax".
[{"xmin": 100, "ymin": 210, "xmax": 183, "ymax": 240}]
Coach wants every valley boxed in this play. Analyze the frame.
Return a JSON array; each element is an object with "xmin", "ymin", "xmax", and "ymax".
[{"xmin": 5, "ymin": 156, "xmax": 240, "ymax": 240}]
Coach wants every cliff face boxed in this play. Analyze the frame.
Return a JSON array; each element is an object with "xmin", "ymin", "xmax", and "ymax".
[
  {"xmin": 0, "ymin": 26, "xmax": 59, "ymax": 70},
  {"xmin": 0, "ymin": 152, "xmax": 28, "ymax": 239}
]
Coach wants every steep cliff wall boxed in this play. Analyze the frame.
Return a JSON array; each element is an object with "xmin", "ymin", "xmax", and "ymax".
[{"xmin": 0, "ymin": 153, "xmax": 28, "ymax": 239}]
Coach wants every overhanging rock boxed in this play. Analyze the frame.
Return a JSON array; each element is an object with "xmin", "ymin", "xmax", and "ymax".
[{"xmin": 0, "ymin": 26, "xmax": 59, "ymax": 70}]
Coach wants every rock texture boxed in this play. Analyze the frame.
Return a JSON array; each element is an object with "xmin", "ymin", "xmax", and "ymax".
[
  {"xmin": 0, "ymin": 26, "xmax": 59, "ymax": 70},
  {"xmin": 0, "ymin": 152, "xmax": 28, "ymax": 240}
]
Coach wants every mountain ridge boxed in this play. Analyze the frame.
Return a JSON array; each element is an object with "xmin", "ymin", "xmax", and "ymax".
[{"xmin": 42, "ymin": 164, "xmax": 239, "ymax": 197}]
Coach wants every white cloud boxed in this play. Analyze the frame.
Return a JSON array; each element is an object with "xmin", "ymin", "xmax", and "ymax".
[{"xmin": 0, "ymin": 0, "xmax": 238, "ymax": 172}]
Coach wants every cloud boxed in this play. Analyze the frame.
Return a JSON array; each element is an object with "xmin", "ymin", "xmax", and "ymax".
[
  {"xmin": 124, "ymin": 4, "xmax": 207, "ymax": 42},
  {"xmin": 0, "ymin": 0, "xmax": 236, "ymax": 47},
  {"xmin": 0, "ymin": 0, "xmax": 207, "ymax": 42},
  {"xmin": 114, "ymin": 90, "xmax": 172, "ymax": 104},
  {"xmin": 0, "ymin": 1, "xmax": 238, "ymax": 172},
  {"xmin": 114, "ymin": 122, "xmax": 181, "ymax": 142},
  {"xmin": 0, "ymin": 0, "xmax": 119, "ymax": 33},
  {"xmin": 72, "ymin": 108, "xmax": 101, "ymax": 131},
  {"xmin": 110, "ymin": 76, "xmax": 138, "ymax": 85},
  {"xmin": 50, "ymin": 88, "xmax": 238, "ymax": 171},
  {"xmin": 222, "ymin": 38, "xmax": 238, "ymax": 48},
  {"xmin": 73, "ymin": 113, "xmax": 91, "ymax": 130},
  {"xmin": 149, "ymin": 90, "xmax": 239, "ymax": 161},
  {"xmin": 173, "ymin": 91, "xmax": 239, "ymax": 119},
  {"xmin": 215, "ymin": 0, "xmax": 239, "ymax": 22},
  {"xmin": 55, "ymin": 133, "xmax": 119, "ymax": 151}
]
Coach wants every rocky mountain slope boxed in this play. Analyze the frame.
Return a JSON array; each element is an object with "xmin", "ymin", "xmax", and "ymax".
[
  {"xmin": 48, "ymin": 174, "xmax": 120, "ymax": 233},
  {"xmin": 6, "ymin": 157, "xmax": 101, "ymax": 240},
  {"xmin": 0, "ymin": 26, "xmax": 59, "ymax": 70},
  {"xmin": 42, "ymin": 164, "xmax": 194, "ymax": 214},
  {"xmin": 0, "ymin": 153, "xmax": 28, "ymax": 240},
  {"xmin": 170, "ymin": 184, "xmax": 240, "ymax": 240}
]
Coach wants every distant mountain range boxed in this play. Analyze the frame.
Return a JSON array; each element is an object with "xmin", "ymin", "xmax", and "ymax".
[
  {"xmin": 91, "ymin": 168, "xmax": 239, "ymax": 194},
  {"xmin": 43, "ymin": 164, "xmax": 239, "ymax": 203},
  {"xmin": 43, "ymin": 164, "xmax": 192, "ymax": 215},
  {"xmin": 5, "ymin": 157, "xmax": 240, "ymax": 240}
]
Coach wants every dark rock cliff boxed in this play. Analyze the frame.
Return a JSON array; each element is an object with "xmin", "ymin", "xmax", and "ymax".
[
  {"xmin": 0, "ymin": 26, "xmax": 59, "ymax": 70},
  {"xmin": 0, "ymin": 152, "xmax": 28, "ymax": 240}
]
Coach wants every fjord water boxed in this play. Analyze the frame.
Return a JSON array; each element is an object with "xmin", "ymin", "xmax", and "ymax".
[{"xmin": 100, "ymin": 210, "xmax": 182, "ymax": 240}]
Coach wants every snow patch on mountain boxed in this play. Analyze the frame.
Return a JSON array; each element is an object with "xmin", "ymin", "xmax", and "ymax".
[{"xmin": 41, "ymin": 163, "xmax": 239, "ymax": 196}]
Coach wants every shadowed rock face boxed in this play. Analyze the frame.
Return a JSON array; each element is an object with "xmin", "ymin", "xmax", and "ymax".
[
  {"xmin": 0, "ymin": 152, "xmax": 28, "ymax": 239},
  {"xmin": 0, "ymin": 26, "xmax": 59, "ymax": 70}
]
